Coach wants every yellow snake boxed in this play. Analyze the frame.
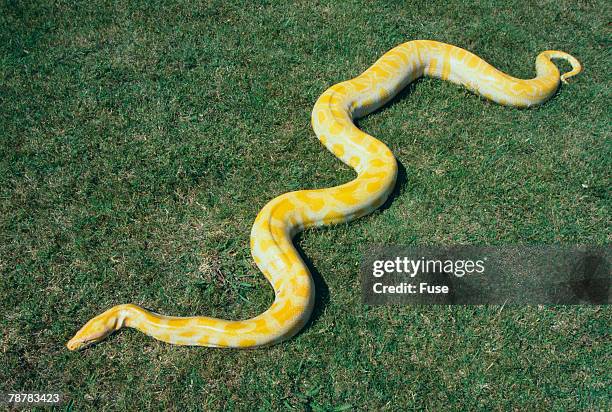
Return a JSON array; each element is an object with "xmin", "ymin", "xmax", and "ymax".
[{"xmin": 67, "ymin": 40, "xmax": 581, "ymax": 350}]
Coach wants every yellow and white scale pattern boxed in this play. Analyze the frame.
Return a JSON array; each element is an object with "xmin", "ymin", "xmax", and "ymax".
[{"xmin": 67, "ymin": 40, "xmax": 581, "ymax": 350}]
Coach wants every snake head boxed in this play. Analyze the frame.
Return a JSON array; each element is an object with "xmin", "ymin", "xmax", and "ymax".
[{"xmin": 66, "ymin": 307, "xmax": 127, "ymax": 351}]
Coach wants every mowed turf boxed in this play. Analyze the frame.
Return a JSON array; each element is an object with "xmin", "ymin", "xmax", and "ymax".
[{"xmin": 1, "ymin": 0, "xmax": 610, "ymax": 410}]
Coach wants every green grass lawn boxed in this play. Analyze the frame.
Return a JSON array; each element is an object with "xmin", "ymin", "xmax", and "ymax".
[{"xmin": 1, "ymin": 0, "xmax": 610, "ymax": 410}]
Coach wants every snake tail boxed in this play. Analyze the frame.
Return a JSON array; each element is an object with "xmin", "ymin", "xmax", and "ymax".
[{"xmin": 67, "ymin": 40, "xmax": 581, "ymax": 350}]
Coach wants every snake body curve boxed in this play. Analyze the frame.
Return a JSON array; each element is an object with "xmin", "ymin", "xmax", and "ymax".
[{"xmin": 67, "ymin": 40, "xmax": 581, "ymax": 350}]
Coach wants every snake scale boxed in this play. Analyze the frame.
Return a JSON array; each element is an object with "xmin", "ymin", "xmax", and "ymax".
[{"xmin": 67, "ymin": 40, "xmax": 581, "ymax": 350}]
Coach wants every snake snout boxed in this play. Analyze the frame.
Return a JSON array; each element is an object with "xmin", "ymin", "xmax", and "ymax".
[
  {"xmin": 66, "ymin": 309, "xmax": 125, "ymax": 350},
  {"xmin": 67, "ymin": 328, "xmax": 116, "ymax": 350},
  {"xmin": 66, "ymin": 327, "xmax": 108, "ymax": 351},
  {"xmin": 66, "ymin": 336, "xmax": 87, "ymax": 351}
]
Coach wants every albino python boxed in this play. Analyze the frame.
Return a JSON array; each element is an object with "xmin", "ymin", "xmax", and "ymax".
[{"xmin": 67, "ymin": 40, "xmax": 581, "ymax": 350}]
